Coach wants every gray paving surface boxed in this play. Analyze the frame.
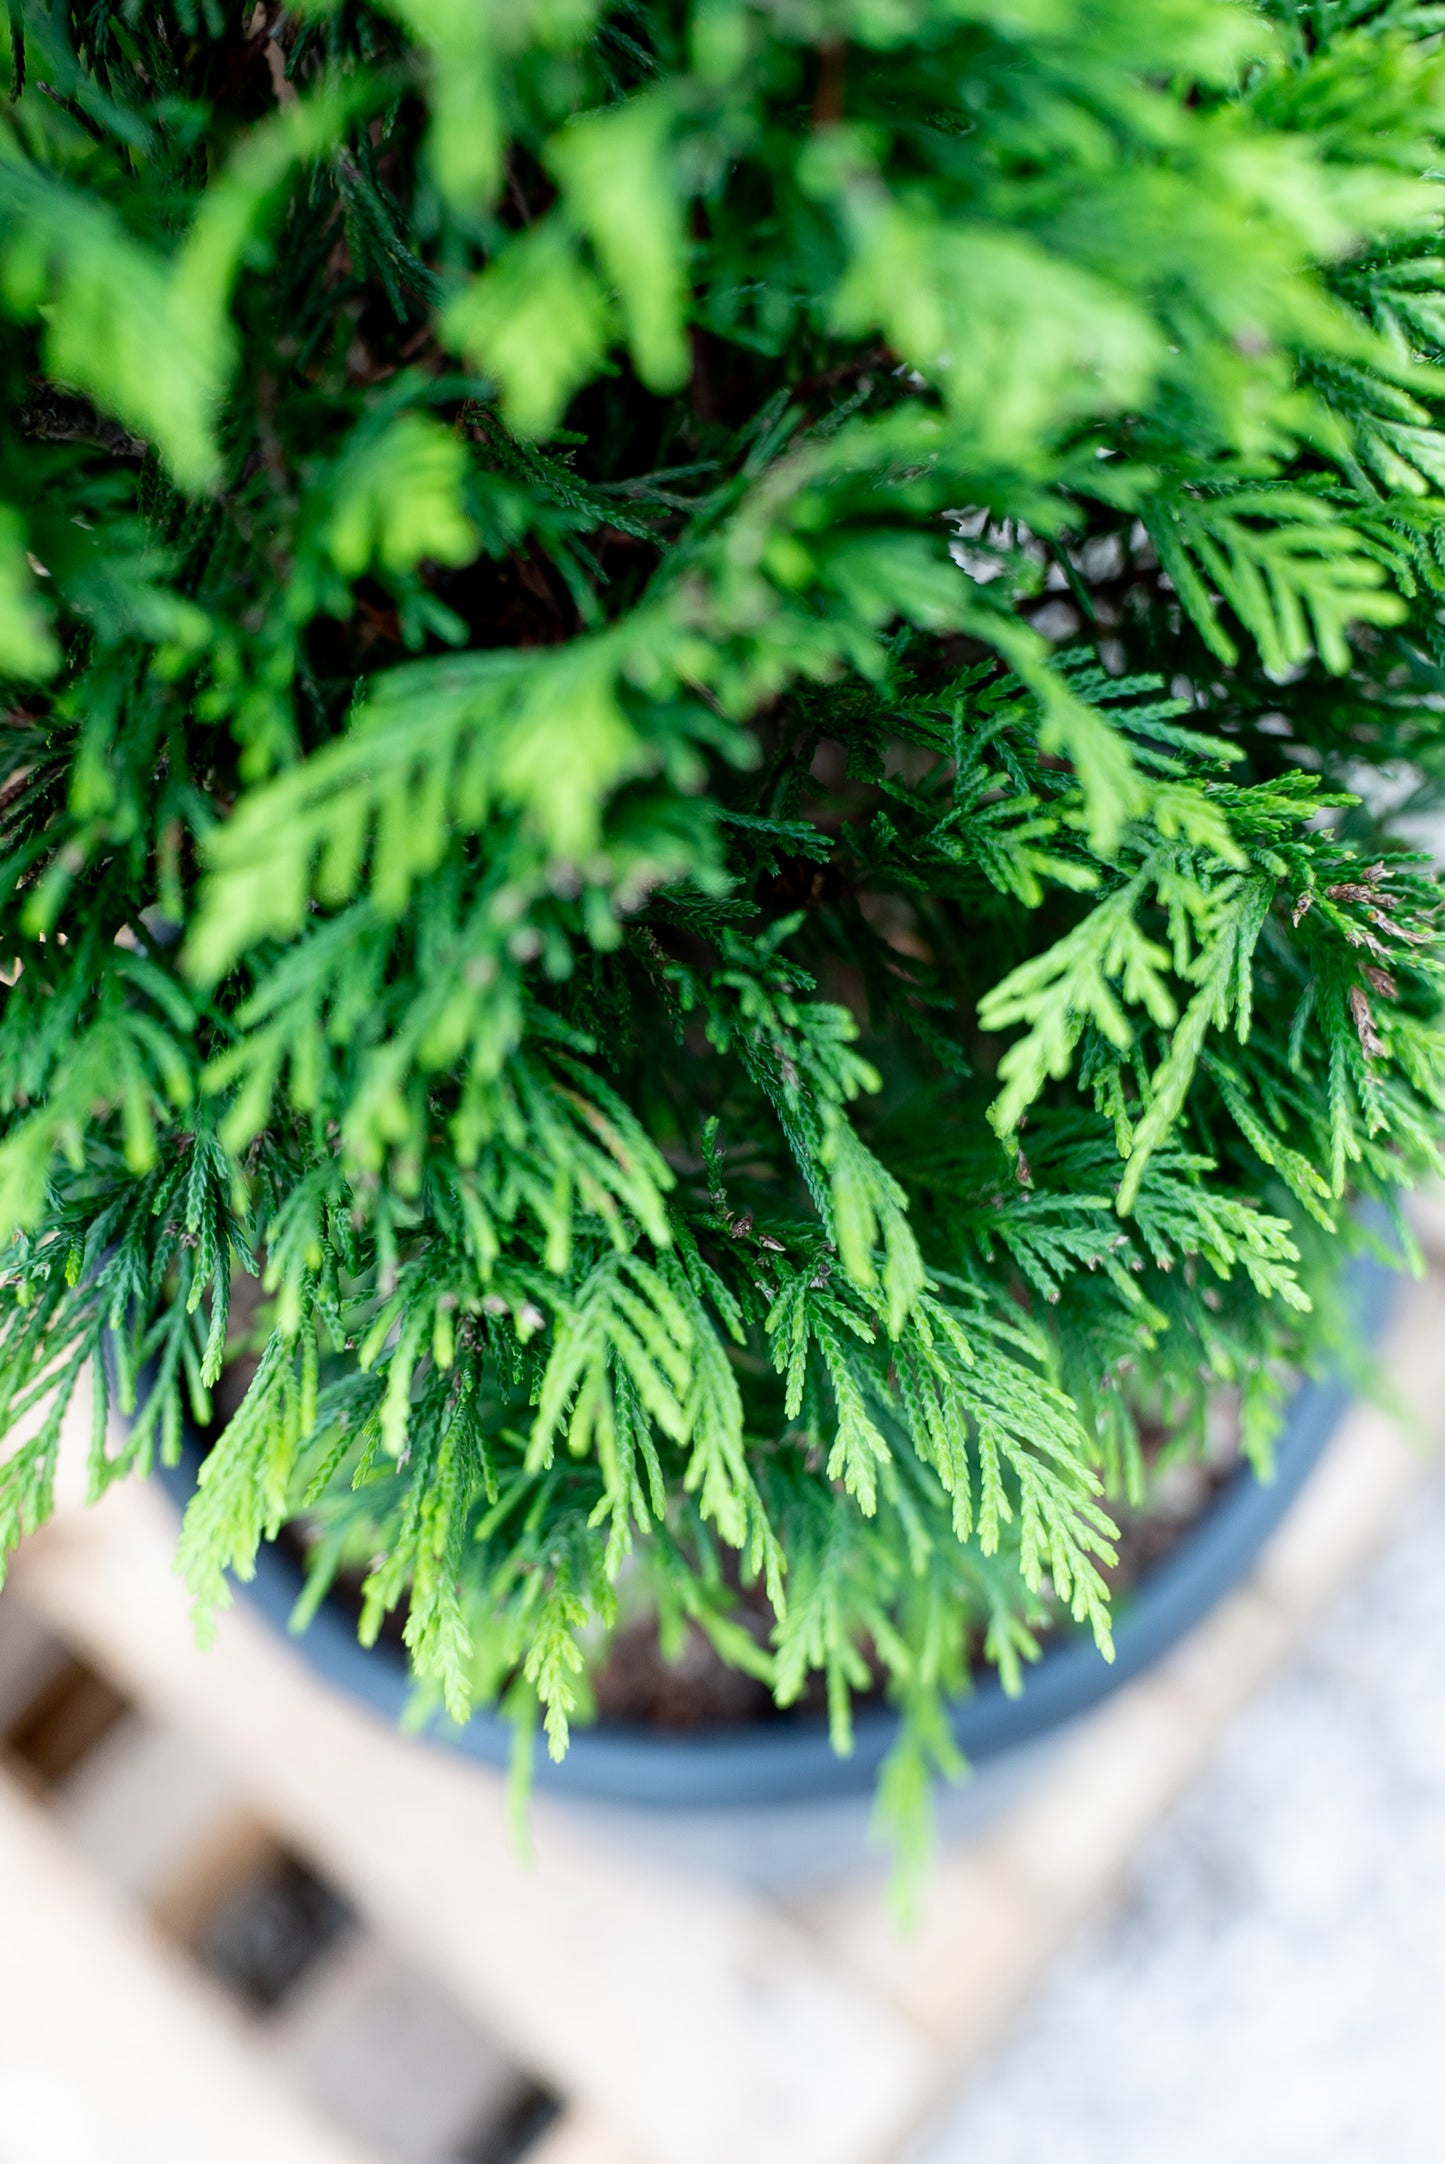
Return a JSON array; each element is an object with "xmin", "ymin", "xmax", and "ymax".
[{"xmin": 913, "ymin": 1472, "xmax": 1445, "ymax": 2164}]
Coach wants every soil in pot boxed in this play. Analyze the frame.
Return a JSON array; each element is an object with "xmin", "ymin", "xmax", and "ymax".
[
  {"xmin": 208, "ymin": 1332, "xmax": 1247, "ymax": 1736},
  {"xmin": 582, "ymin": 1394, "xmax": 1245, "ymax": 1731}
]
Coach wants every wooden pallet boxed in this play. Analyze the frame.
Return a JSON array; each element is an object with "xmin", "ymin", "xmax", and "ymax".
[{"xmin": 3, "ymin": 1251, "xmax": 1443, "ymax": 2164}]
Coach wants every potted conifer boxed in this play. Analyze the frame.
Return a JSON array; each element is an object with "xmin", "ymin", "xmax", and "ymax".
[{"xmin": 2, "ymin": 0, "xmax": 1444, "ymax": 1865}]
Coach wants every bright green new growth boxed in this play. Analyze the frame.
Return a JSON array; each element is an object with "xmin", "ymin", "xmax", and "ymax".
[{"xmin": 3, "ymin": 0, "xmax": 1445, "ymax": 1878}]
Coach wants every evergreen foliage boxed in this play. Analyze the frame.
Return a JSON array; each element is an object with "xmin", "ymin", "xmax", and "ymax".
[{"xmin": 4, "ymin": 0, "xmax": 1445, "ymax": 1870}]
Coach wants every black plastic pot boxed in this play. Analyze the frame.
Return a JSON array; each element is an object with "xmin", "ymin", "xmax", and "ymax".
[{"xmin": 155, "ymin": 1249, "xmax": 1394, "ymax": 1811}]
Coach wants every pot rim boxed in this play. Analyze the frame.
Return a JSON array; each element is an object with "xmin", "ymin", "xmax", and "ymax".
[{"xmin": 154, "ymin": 1246, "xmax": 1395, "ymax": 1809}]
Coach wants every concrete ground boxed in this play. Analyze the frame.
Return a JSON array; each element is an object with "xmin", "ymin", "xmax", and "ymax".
[{"xmin": 911, "ymin": 1468, "xmax": 1445, "ymax": 2164}]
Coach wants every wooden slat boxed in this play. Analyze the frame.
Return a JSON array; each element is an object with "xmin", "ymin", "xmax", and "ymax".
[
  {"xmin": 525, "ymin": 2110, "xmax": 649, "ymax": 2164},
  {"xmin": 14, "ymin": 1469, "xmax": 933, "ymax": 2164},
  {"xmin": 0, "ymin": 1760, "xmax": 374, "ymax": 2164}
]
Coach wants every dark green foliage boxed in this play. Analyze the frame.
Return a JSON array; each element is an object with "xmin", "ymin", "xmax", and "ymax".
[{"xmin": 4, "ymin": 0, "xmax": 1445, "ymax": 1875}]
